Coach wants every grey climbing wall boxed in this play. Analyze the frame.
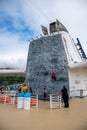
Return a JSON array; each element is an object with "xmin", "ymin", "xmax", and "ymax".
[{"xmin": 26, "ymin": 33, "xmax": 69, "ymax": 95}]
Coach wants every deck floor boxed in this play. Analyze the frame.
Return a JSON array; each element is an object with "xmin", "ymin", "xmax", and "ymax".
[{"xmin": 0, "ymin": 98, "xmax": 87, "ymax": 130}]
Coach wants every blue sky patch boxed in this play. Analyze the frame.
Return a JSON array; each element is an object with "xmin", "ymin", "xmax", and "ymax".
[{"xmin": 0, "ymin": 13, "xmax": 35, "ymax": 41}]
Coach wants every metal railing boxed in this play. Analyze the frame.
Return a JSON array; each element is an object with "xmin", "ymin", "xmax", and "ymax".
[{"xmin": 50, "ymin": 94, "xmax": 63, "ymax": 109}]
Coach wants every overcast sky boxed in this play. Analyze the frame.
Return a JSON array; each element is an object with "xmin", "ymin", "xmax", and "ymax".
[{"xmin": 0, "ymin": 0, "xmax": 87, "ymax": 70}]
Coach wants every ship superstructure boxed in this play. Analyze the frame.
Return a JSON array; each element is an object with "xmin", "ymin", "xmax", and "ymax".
[{"xmin": 26, "ymin": 19, "xmax": 87, "ymax": 97}]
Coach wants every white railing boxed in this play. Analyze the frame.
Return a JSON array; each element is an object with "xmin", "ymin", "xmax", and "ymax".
[
  {"xmin": 70, "ymin": 90, "xmax": 87, "ymax": 98},
  {"xmin": 0, "ymin": 93, "xmax": 38, "ymax": 109},
  {"xmin": 30, "ymin": 94, "xmax": 38, "ymax": 109},
  {"xmin": 0, "ymin": 93, "xmax": 17, "ymax": 104},
  {"xmin": 50, "ymin": 94, "xmax": 63, "ymax": 109}
]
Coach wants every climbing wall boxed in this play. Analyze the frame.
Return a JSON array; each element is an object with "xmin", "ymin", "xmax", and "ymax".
[{"xmin": 26, "ymin": 33, "xmax": 69, "ymax": 95}]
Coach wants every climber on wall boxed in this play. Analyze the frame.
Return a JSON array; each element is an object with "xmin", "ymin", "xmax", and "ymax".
[{"xmin": 51, "ymin": 72, "xmax": 56, "ymax": 80}]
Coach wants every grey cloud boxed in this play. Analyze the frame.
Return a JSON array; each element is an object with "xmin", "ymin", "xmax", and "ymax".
[{"xmin": 0, "ymin": 0, "xmax": 87, "ymax": 69}]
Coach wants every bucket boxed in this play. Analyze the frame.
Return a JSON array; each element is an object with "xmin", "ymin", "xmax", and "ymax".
[{"xmin": 17, "ymin": 97, "xmax": 24, "ymax": 109}]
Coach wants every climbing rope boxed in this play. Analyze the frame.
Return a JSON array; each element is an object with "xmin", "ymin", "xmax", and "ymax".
[{"xmin": 51, "ymin": 34, "xmax": 57, "ymax": 80}]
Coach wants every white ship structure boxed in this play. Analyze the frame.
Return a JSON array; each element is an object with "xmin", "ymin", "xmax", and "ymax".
[{"xmin": 41, "ymin": 19, "xmax": 87, "ymax": 97}]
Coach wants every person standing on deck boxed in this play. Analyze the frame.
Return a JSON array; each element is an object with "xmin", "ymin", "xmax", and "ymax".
[
  {"xmin": 29, "ymin": 86, "xmax": 33, "ymax": 94},
  {"xmin": 43, "ymin": 88, "xmax": 47, "ymax": 101},
  {"xmin": 61, "ymin": 86, "xmax": 69, "ymax": 108}
]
